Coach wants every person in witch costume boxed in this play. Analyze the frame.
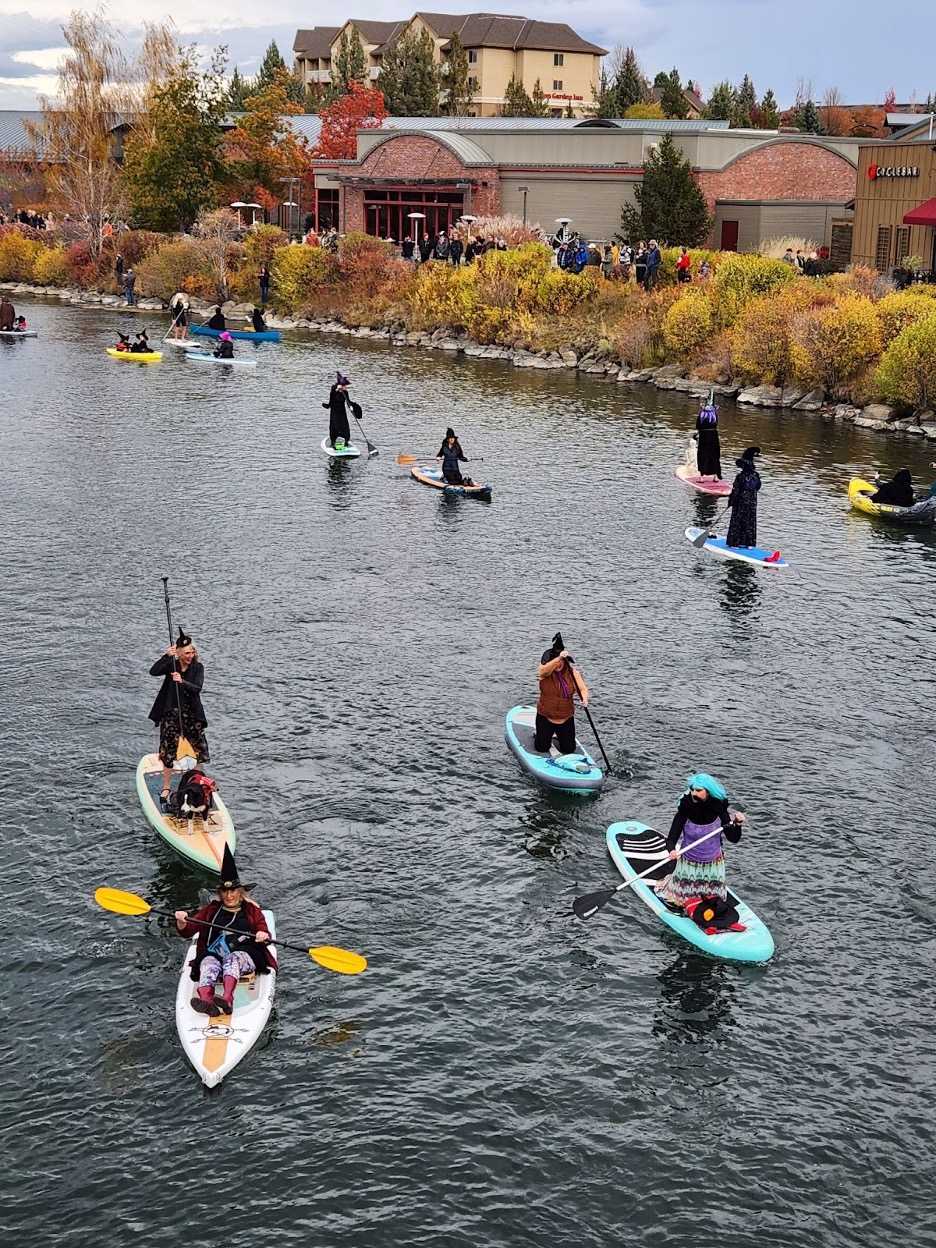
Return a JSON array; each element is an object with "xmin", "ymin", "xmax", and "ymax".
[
  {"xmin": 148, "ymin": 627, "xmax": 209, "ymax": 804},
  {"xmin": 534, "ymin": 632, "xmax": 589, "ymax": 754},
  {"xmin": 323, "ymin": 372, "xmax": 354, "ymax": 450},
  {"xmin": 695, "ymin": 399, "xmax": 722, "ymax": 480},
  {"xmin": 726, "ymin": 446, "xmax": 762, "ymax": 548},
  {"xmin": 656, "ymin": 773, "xmax": 745, "ymax": 925},
  {"xmin": 175, "ymin": 845, "xmax": 275, "ymax": 1016}
]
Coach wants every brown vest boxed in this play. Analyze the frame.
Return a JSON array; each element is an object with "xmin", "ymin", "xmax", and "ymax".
[{"xmin": 537, "ymin": 668, "xmax": 576, "ymax": 723}]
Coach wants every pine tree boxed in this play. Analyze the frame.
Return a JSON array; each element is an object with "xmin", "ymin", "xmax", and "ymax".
[
  {"xmin": 378, "ymin": 30, "xmax": 439, "ymax": 115},
  {"xmin": 441, "ymin": 32, "xmax": 472, "ymax": 115},
  {"xmin": 658, "ymin": 68, "xmax": 688, "ymax": 119},
  {"xmin": 334, "ymin": 30, "xmax": 366, "ymax": 93},
  {"xmin": 618, "ymin": 132, "xmax": 712, "ymax": 246},
  {"xmin": 732, "ymin": 74, "xmax": 757, "ymax": 127},
  {"xmin": 228, "ymin": 66, "xmax": 253, "ymax": 110},
  {"xmin": 613, "ymin": 46, "xmax": 651, "ymax": 112},
  {"xmin": 530, "ymin": 78, "xmax": 550, "ymax": 118},
  {"xmin": 794, "ymin": 97, "xmax": 823, "ymax": 133},
  {"xmin": 255, "ymin": 41, "xmax": 287, "ymax": 92},
  {"xmin": 593, "ymin": 68, "xmax": 615, "ymax": 119},
  {"xmin": 757, "ymin": 88, "xmax": 780, "ymax": 128},
  {"xmin": 704, "ymin": 81, "xmax": 735, "ymax": 121},
  {"xmin": 502, "ymin": 74, "xmax": 534, "ymax": 117}
]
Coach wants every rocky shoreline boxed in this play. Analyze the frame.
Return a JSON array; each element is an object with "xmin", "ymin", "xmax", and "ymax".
[{"xmin": 6, "ymin": 279, "xmax": 935, "ymax": 441}]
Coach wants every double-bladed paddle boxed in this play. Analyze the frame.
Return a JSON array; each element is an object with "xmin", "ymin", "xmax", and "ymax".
[
  {"xmin": 95, "ymin": 887, "xmax": 368, "ymax": 975},
  {"xmin": 396, "ymin": 453, "xmax": 486, "ymax": 465},
  {"xmin": 572, "ymin": 826, "xmax": 723, "ymax": 920}
]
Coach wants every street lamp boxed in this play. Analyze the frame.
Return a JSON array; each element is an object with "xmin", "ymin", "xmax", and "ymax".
[
  {"xmin": 245, "ymin": 202, "xmax": 262, "ymax": 227},
  {"xmin": 517, "ymin": 184, "xmax": 529, "ymax": 226},
  {"xmin": 230, "ymin": 200, "xmax": 247, "ymax": 226},
  {"xmin": 555, "ymin": 215, "xmax": 572, "ymax": 241},
  {"xmin": 407, "ymin": 211, "xmax": 426, "ymax": 244}
]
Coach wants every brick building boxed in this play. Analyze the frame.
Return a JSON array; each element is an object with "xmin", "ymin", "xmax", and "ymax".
[{"xmin": 309, "ymin": 116, "xmax": 861, "ymax": 250}]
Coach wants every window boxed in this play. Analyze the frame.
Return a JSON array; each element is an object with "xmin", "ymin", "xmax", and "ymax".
[
  {"xmin": 554, "ymin": 53, "xmax": 564, "ymax": 66},
  {"xmin": 874, "ymin": 225, "xmax": 892, "ymax": 271},
  {"xmin": 553, "ymin": 80, "xmax": 563, "ymax": 90},
  {"xmin": 467, "ymin": 49, "xmax": 477, "ymax": 63},
  {"xmin": 895, "ymin": 225, "xmax": 911, "ymax": 266},
  {"xmin": 467, "ymin": 75, "xmax": 478, "ymax": 90}
]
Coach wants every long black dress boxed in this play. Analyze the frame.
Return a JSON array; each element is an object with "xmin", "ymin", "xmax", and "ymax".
[
  {"xmin": 726, "ymin": 464, "xmax": 761, "ymax": 548},
  {"xmin": 323, "ymin": 385, "xmax": 352, "ymax": 447},
  {"xmin": 696, "ymin": 404, "xmax": 722, "ymax": 478}
]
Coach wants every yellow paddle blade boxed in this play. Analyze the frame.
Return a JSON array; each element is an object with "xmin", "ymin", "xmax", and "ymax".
[
  {"xmin": 94, "ymin": 886, "xmax": 152, "ymax": 917},
  {"xmin": 176, "ymin": 736, "xmax": 197, "ymax": 761},
  {"xmin": 309, "ymin": 945, "xmax": 368, "ymax": 975}
]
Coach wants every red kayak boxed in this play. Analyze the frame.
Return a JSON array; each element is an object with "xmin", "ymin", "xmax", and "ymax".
[{"xmin": 675, "ymin": 464, "xmax": 731, "ymax": 497}]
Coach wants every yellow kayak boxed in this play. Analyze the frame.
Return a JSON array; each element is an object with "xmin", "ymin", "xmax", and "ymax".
[
  {"xmin": 106, "ymin": 347, "xmax": 162, "ymax": 363},
  {"xmin": 848, "ymin": 476, "xmax": 934, "ymax": 524}
]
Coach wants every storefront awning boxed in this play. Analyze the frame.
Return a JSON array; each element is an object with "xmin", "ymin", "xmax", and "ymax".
[{"xmin": 903, "ymin": 198, "xmax": 936, "ymax": 226}]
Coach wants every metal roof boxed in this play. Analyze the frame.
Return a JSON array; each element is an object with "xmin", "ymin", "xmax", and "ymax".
[
  {"xmin": 285, "ymin": 114, "xmax": 323, "ymax": 145},
  {"xmin": 378, "ymin": 115, "xmax": 730, "ymax": 133},
  {"xmin": 420, "ymin": 129, "xmax": 492, "ymax": 163},
  {"xmin": 0, "ymin": 110, "xmax": 45, "ymax": 157}
]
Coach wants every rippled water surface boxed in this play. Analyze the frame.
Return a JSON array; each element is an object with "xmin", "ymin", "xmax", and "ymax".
[{"xmin": 4, "ymin": 300, "xmax": 936, "ymax": 1248}]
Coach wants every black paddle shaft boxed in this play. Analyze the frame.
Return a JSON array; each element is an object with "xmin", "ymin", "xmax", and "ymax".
[
  {"xmin": 147, "ymin": 904, "xmax": 311, "ymax": 956},
  {"xmin": 568, "ymin": 661, "xmax": 612, "ymax": 774},
  {"xmin": 160, "ymin": 576, "xmax": 185, "ymax": 733}
]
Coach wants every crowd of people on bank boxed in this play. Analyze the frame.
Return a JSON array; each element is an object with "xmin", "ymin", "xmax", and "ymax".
[{"xmin": 0, "ymin": 207, "xmax": 49, "ymax": 230}]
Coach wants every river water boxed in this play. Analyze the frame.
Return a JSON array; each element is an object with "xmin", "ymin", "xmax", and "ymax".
[{"xmin": 4, "ymin": 298, "xmax": 935, "ymax": 1248}]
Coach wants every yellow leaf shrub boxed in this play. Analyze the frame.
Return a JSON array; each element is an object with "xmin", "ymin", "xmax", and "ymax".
[
  {"xmin": 710, "ymin": 252, "xmax": 798, "ymax": 327},
  {"xmin": 32, "ymin": 246, "xmax": 71, "ymax": 287},
  {"xmin": 790, "ymin": 294, "xmax": 882, "ymax": 394},
  {"xmin": 135, "ymin": 239, "xmax": 213, "ymax": 301},
  {"xmin": 0, "ymin": 230, "xmax": 42, "ymax": 281},
  {"xmin": 731, "ymin": 282, "xmax": 832, "ymax": 385},
  {"xmin": 533, "ymin": 268, "xmax": 597, "ymax": 316},
  {"xmin": 408, "ymin": 263, "xmax": 477, "ymax": 332},
  {"xmin": 271, "ymin": 245, "xmax": 339, "ymax": 311},
  {"xmin": 662, "ymin": 289, "xmax": 714, "ymax": 359},
  {"xmin": 875, "ymin": 311, "xmax": 936, "ymax": 409},
  {"xmin": 876, "ymin": 291, "xmax": 936, "ymax": 344}
]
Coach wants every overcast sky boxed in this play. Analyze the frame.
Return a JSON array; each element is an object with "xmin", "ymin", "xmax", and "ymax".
[{"xmin": 0, "ymin": 0, "xmax": 934, "ymax": 111}]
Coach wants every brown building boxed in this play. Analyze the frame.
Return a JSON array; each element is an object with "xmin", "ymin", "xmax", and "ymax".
[{"xmin": 851, "ymin": 120, "xmax": 936, "ymax": 272}]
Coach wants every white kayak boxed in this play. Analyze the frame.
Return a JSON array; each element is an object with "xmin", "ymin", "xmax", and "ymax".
[
  {"xmin": 135, "ymin": 753, "xmax": 235, "ymax": 874},
  {"xmin": 321, "ymin": 437, "xmax": 361, "ymax": 459},
  {"xmin": 0, "ymin": 329, "xmax": 37, "ymax": 338},
  {"xmin": 685, "ymin": 526, "xmax": 788, "ymax": 569},
  {"xmin": 186, "ymin": 351, "xmax": 257, "ymax": 368},
  {"xmin": 175, "ymin": 910, "xmax": 277, "ymax": 1087}
]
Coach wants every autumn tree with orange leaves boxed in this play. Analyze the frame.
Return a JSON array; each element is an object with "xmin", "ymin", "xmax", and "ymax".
[
  {"xmin": 315, "ymin": 82, "xmax": 387, "ymax": 160},
  {"xmin": 226, "ymin": 69, "xmax": 311, "ymax": 204}
]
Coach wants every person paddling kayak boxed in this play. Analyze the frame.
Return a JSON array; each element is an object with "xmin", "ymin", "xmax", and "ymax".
[
  {"xmin": 696, "ymin": 399, "xmax": 722, "ymax": 480},
  {"xmin": 148, "ymin": 627, "xmax": 210, "ymax": 803},
  {"xmin": 534, "ymin": 631, "xmax": 589, "ymax": 754},
  {"xmin": 656, "ymin": 773, "xmax": 745, "ymax": 913},
  {"xmin": 174, "ymin": 845, "xmax": 276, "ymax": 1016},
  {"xmin": 437, "ymin": 427, "xmax": 474, "ymax": 486},
  {"xmin": 324, "ymin": 372, "xmax": 353, "ymax": 450},
  {"xmin": 213, "ymin": 330, "xmax": 235, "ymax": 359},
  {"xmin": 726, "ymin": 446, "xmax": 761, "ymax": 548},
  {"xmin": 206, "ymin": 306, "xmax": 226, "ymax": 331}
]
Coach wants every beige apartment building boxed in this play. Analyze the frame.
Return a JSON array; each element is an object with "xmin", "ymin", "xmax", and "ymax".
[{"xmin": 293, "ymin": 12, "xmax": 606, "ymax": 118}]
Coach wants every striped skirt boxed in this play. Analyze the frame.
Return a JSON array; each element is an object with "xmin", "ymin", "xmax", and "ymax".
[{"xmin": 661, "ymin": 852, "xmax": 727, "ymax": 904}]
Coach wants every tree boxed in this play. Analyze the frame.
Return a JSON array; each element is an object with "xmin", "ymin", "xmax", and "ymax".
[
  {"xmin": 123, "ymin": 48, "xmax": 229, "ymax": 231},
  {"xmin": 441, "ymin": 32, "xmax": 472, "ymax": 116},
  {"xmin": 732, "ymin": 74, "xmax": 757, "ymax": 127},
  {"xmin": 565, "ymin": 99, "xmax": 575, "ymax": 119},
  {"xmin": 883, "ymin": 87, "xmax": 897, "ymax": 112},
  {"xmin": 334, "ymin": 30, "xmax": 366, "ymax": 93},
  {"xmin": 194, "ymin": 207, "xmax": 241, "ymax": 300},
  {"xmin": 657, "ymin": 68, "xmax": 688, "ymax": 119},
  {"xmin": 228, "ymin": 67, "xmax": 251, "ymax": 110},
  {"xmin": 618, "ymin": 132, "xmax": 712, "ymax": 246},
  {"xmin": 623, "ymin": 101, "xmax": 665, "ymax": 119},
  {"xmin": 704, "ymin": 81, "xmax": 736, "ymax": 121},
  {"xmin": 27, "ymin": 11, "xmax": 131, "ymax": 256},
  {"xmin": 226, "ymin": 71, "xmax": 311, "ymax": 200},
  {"xmin": 315, "ymin": 82, "xmax": 387, "ymax": 159},
  {"xmin": 794, "ymin": 98, "xmax": 823, "ymax": 134},
  {"xmin": 756, "ymin": 88, "xmax": 780, "ymax": 129},
  {"xmin": 378, "ymin": 30, "xmax": 439, "ymax": 115},
  {"xmin": 613, "ymin": 46, "xmax": 651, "ymax": 112},
  {"xmin": 530, "ymin": 79, "xmax": 550, "ymax": 118},
  {"xmin": 255, "ymin": 41, "xmax": 286, "ymax": 90},
  {"xmin": 821, "ymin": 86, "xmax": 850, "ymax": 136},
  {"xmin": 502, "ymin": 74, "xmax": 534, "ymax": 117}
]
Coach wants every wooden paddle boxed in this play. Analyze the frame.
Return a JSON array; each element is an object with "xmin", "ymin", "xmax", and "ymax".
[
  {"xmin": 396, "ymin": 453, "xmax": 485, "ymax": 465},
  {"xmin": 94, "ymin": 887, "xmax": 368, "ymax": 975},
  {"xmin": 572, "ymin": 826, "xmax": 724, "ymax": 920}
]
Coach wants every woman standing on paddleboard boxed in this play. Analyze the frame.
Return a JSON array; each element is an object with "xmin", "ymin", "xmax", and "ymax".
[
  {"xmin": 695, "ymin": 399, "xmax": 722, "ymax": 480},
  {"xmin": 726, "ymin": 446, "xmax": 761, "ymax": 548},
  {"xmin": 658, "ymin": 773, "xmax": 744, "ymax": 907},
  {"xmin": 148, "ymin": 628, "xmax": 209, "ymax": 803},
  {"xmin": 175, "ymin": 845, "xmax": 275, "ymax": 1016},
  {"xmin": 534, "ymin": 632, "xmax": 589, "ymax": 754},
  {"xmin": 323, "ymin": 372, "xmax": 353, "ymax": 450}
]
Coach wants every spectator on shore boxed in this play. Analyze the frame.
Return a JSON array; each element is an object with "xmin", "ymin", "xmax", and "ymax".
[
  {"xmin": 676, "ymin": 246, "xmax": 692, "ymax": 283},
  {"xmin": 402, "ymin": 235, "xmax": 415, "ymax": 261},
  {"xmin": 699, "ymin": 258, "xmax": 712, "ymax": 282},
  {"xmin": 123, "ymin": 267, "xmax": 136, "ymax": 306},
  {"xmin": 418, "ymin": 234, "xmax": 432, "ymax": 263},
  {"xmin": 634, "ymin": 242, "xmax": 647, "ymax": 287},
  {"xmin": 433, "ymin": 232, "xmax": 449, "ymax": 261},
  {"xmin": 258, "ymin": 264, "xmax": 270, "ymax": 304},
  {"xmin": 794, "ymin": 249, "xmax": 806, "ymax": 272},
  {"xmin": 803, "ymin": 251, "xmax": 820, "ymax": 277},
  {"xmin": 619, "ymin": 240, "xmax": 633, "ymax": 281},
  {"xmin": 495, "ymin": 236, "xmax": 508, "ymax": 251},
  {"xmin": 449, "ymin": 232, "xmax": 464, "ymax": 266},
  {"xmin": 601, "ymin": 244, "xmax": 613, "ymax": 279},
  {"xmin": 464, "ymin": 236, "xmax": 478, "ymax": 264},
  {"xmin": 783, "ymin": 247, "xmax": 795, "ymax": 265},
  {"xmin": 115, "ymin": 253, "xmax": 124, "ymax": 284},
  {"xmin": 645, "ymin": 240, "xmax": 662, "ymax": 290}
]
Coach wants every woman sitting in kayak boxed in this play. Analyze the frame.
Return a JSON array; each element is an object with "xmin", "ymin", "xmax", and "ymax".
[
  {"xmin": 696, "ymin": 400, "xmax": 722, "ymax": 480},
  {"xmin": 437, "ymin": 427, "xmax": 473, "ymax": 485},
  {"xmin": 114, "ymin": 332, "xmax": 131, "ymax": 352},
  {"xmin": 324, "ymin": 372, "xmax": 353, "ymax": 449},
  {"xmin": 534, "ymin": 631, "xmax": 588, "ymax": 754},
  {"xmin": 250, "ymin": 307, "xmax": 267, "ymax": 333},
  {"xmin": 213, "ymin": 331, "xmax": 235, "ymax": 360},
  {"xmin": 148, "ymin": 628, "xmax": 210, "ymax": 802},
  {"xmin": 657, "ymin": 773, "xmax": 745, "ymax": 909},
  {"xmin": 207, "ymin": 306, "xmax": 226, "ymax": 331},
  {"xmin": 174, "ymin": 846, "xmax": 275, "ymax": 1016},
  {"xmin": 130, "ymin": 330, "xmax": 150, "ymax": 353},
  {"xmin": 871, "ymin": 468, "xmax": 914, "ymax": 507},
  {"xmin": 726, "ymin": 446, "xmax": 761, "ymax": 548}
]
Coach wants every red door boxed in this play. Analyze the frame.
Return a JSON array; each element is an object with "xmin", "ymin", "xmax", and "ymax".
[{"xmin": 720, "ymin": 220, "xmax": 739, "ymax": 251}]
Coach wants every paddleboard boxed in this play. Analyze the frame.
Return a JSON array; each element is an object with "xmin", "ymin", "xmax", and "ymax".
[
  {"xmin": 410, "ymin": 463, "xmax": 492, "ymax": 501},
  {"xmin": 186, "ymin": 351, "xmax": 257, "ymax": 368},
  {"xmin": 106, "ymin": 347, "xmax": 162, "ymax": 363},
  {"xmin": 685, "ymin": 526, "xmax": 788, "ymax": 568},
  {"xmin": 190, "ymin": 325, "xmax": 281, "ymax": 343},
  {"xmin": 504, "ymin": 705, "xmax": 603, "ymax": 793},
  {"xmin": 162, "ymin": 338, "xmax": 202, "ymax": 351},
  {"xmin": 176, "ymin": 909, "xmax": 276, "ymax": 1087},
  {"xmin": 675, "ymin": 463, "xmax": 731, "ymax": 496},
  {"xmin": 321, "ymin": 437, "xmax": 361, "ymax": 458},
  {"xmin": 607, "ymin": 820, "xmax": 774, "ymax": 963},
  {"xmin": 0, "ymin": 329, "xmax": 37, "ymax": 338},
  {"xmin": 135, "ymin": 753, "xmax": 236, "ymax": 874}
]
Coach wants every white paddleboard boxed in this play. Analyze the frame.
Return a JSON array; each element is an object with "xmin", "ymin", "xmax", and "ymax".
[
  {"xmin": 685, "ymin": 526, "xmax": 788, "ymax": 569},
  {"xmin": 186, "ymin": 351, "xmax": 257, "ymax": 368},
  {"xmin": 321, "ymin": 437, "xmax": 361, "ymax": 458}
]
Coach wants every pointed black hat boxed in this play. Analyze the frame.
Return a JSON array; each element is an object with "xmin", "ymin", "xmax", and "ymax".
[
  {"xmin": 218, "ymin": 844, "xmax": 255, "ymax": 892},
  {"xmin": 175, "ymin": 626, "xmax": 192, "ymax": 648}
]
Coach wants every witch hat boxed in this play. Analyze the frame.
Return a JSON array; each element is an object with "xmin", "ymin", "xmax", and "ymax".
[
  {"xmin": 175, "ymin": 626, "xmax": 192, "ymax": 647},
  {"xmin": 218, "ymin": 844, "xmax": 255, "ymax": 892}
]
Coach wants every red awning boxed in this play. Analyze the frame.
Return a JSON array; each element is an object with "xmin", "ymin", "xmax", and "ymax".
[{"xmin": 904, "ymin": 198, "xmax": 936, "ymax": 226}]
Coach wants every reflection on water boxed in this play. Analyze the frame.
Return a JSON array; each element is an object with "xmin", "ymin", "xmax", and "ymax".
[
  {"xmin": 718, "ymin": 560, "xmax": 762, "ymax": 625},
  {"xmin": 651, "ymin": 950, "xmax": 738, "ymax": 1047}
]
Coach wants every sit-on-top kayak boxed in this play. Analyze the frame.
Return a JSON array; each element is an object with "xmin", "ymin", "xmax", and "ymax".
[
  {"xmin": 186, "ymin": 351, "xmax": 257, "ymax": 369},
  {"xmin": 190, "ymin": 325, "xmax": 281, "ymax": 343},
  {"xmin": 504, "ymin": 705, "xmax": 603, "ymax": 793},
  {"xmin": 0, "ymin": 329, "xmax": 37, "ymax": 338},
  {"xmin": 685, "ymin": 526, "xmax": 788, "ymax": 568},
  {"xmin": 675, "ymin": 463, "xmax": 731, "ymax": 497},
  {"xmin": 107, "ymin": 347, "xmax": 162, "ymax": 363},
  {"xmin": 848, "ymin": 477, "xmax": 936, "ymax": 525},
  {"xmin": 176, "ymin": 909, "xmax": 276, "ymax": 1087},
  {"xmin": 410, "ymin": 464, "xmax": 492, "ymax": 501},
  {"xmin": 607, "ymin": 821, "xmax": 774, "ymax": 963},
  {"xmin": 135, "ymin": 753, "xmax": 235, "ymax": 874},
  {"xmin": 322, "ymin": 437, "xmax": 361, "ymax": 458}
]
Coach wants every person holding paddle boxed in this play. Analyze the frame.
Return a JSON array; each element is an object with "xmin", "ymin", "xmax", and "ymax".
[
  {"xmin": 174, "ymin": 845, "xmax": 275, "ymax": 1017},
  {"xmin": 148, "ymin": 627, "xmax": 209, "ymax": 803},
  {"xmin": 656, "ymin": 773, "xmax": 744, "ymax": 909},
  {"xmin": 437, "ymin": 427, "xmax": 473, "ymax": 486},
  {"xmin": 324, "ymin": 371, "xmax": 354, "ymax": 450},
  {"xmin": 726, "ymin": 446, "xmax": 761, "ymax": 548},
  {"xmin": 534, "ymin": 632, "xmax": 589, "ymax": 755}
]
